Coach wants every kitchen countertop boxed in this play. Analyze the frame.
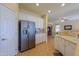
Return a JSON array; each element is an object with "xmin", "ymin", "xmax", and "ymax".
[{"xmin": 55, "ymin": 35, "xmax": 78, "ymax": 44}]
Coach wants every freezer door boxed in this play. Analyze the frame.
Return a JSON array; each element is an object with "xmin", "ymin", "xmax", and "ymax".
[
  {"xmin": 28, "ymin": 22, "xmax": 36, "ymax": 49},
  {"xmin": 19, "ymin": 21, "xmax": 29, "ymax": 51}
]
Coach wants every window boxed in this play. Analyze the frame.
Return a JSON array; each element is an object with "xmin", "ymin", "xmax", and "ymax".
[{"xmin": 55, "ymin": 25, "xmax": 61, "ymax": 32}]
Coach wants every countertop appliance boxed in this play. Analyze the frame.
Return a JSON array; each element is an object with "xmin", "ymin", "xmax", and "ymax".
[{"xmin": 19, "ymin": 20, "xmax": 36, "ymax": 51}]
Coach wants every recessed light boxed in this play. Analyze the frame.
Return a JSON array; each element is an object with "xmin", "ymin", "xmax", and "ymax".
[
  {"xmin": 61, "ymin": 3, "xmax": 65, "ymax": 7},
  {"xmin": 36, "ymin": 3, "xmax": 39, "ymax": 6},
  {"xmin": 48, "ymin": 10, "xmax": 51, "ymax": 13},
  {"xmin": 61, "ymin": 19, "xmax": 64, "ymax": 22}
]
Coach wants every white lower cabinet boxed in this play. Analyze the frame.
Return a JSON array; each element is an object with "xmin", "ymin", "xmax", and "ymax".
[
  {"xmin": 36, "ymin": 33, "xmax": 46, "ymax": 45},
  {"xmin": 54, "ymin": 37, "xmax": 65, "ymax": 55},
  {"xmin": 65, "ymin": 41, "xmax": 76, "ymax": 56},
  {"xmin": 54, "ymin": 37, "xmax": 59, "ymax": 50},
  {"xmin": 54, "ymin": 36, "xmax": 76, "ymax": 56},
  {"xmin": 58, "ymin": 38, "xmax": 65, "ymax": 55}
]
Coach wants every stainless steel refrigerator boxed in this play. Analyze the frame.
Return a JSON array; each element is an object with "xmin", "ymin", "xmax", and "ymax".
[{"xmin": 19, "ymin": 20, "xmax": 36, "ymax": 51}]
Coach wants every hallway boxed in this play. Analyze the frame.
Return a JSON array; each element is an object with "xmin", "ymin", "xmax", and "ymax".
[{"xmin": 17, "ymin": 36, "xmax": 55, "ymax": 56}]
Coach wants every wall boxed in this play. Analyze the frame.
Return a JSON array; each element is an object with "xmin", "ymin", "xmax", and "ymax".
[
  {"xmin": 52, "ymin": 19, "xmax": 79, "ymax": 34},
  {"xmin": 42, "ymin": 15, "xmax": 48, "ymax": 32},
  {"xmin": 59, "ymin": 20, "xmax": 79, "ymax": 32},
  {"xmin": 0, "ymin": 3, "xmax": 19, "ymax": 55}
]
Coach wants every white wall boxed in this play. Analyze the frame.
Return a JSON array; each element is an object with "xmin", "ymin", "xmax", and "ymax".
[
  {"xmin": 59, "ymin": 20, "xmax": 79, "ymax": 32},
  {"xmin": 52, "ymin": 19, "xmax": 79, "ymax": 33}
]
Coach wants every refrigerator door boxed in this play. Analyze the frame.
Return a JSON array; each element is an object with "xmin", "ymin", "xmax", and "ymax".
[
  {"xmin": 28, "ymin": 22, "xmax": 36, "ymax": 49},
  {"xmin": 19, "ymin": 21, "xmax": 29, "ymax": 51}
]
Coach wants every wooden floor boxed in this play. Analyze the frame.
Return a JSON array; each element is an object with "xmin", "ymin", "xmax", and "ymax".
[{"xmin": 17, "ymin": 35, "xmax": 62, "ymax": 56}]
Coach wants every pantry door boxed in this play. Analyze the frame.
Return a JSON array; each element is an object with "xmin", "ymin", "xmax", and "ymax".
[{"xmin": 0, "ymin": 4, "xmax": 18, "ymax": 56}]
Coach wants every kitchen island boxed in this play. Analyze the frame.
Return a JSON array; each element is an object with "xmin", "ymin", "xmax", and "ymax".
[{"xmin": 54, "ymin": 34, "xmax": 79, "ymax": 56}]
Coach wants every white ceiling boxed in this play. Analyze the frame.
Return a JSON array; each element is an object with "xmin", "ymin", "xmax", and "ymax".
[{"xmin": 19, "ymin": 3, "xmax": 79, "ymax": 22}]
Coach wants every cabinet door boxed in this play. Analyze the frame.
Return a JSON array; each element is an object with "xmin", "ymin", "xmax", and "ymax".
[
  {"xmin": 57, "ymin": 37, "xmax": 61, "ymax": 51},
  {"xmin": 58, "ymin": 38, "xmax": 65, "ymax": 55},
  {"xmin": 54, "ymin": 36, "xmax": 59, "ymax": 50},
  {"xmin": 54, "ymin": 36, "xmax": 65, "ymax": 55},
  {"xmin": 65, "ymin": 41, "xmax": 76, "ymax": 56}
]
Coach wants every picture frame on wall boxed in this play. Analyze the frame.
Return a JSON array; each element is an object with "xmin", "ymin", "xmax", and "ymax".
[{"xmin": 64, "ymin": 25, "xmax": 72, "ymax": 30}]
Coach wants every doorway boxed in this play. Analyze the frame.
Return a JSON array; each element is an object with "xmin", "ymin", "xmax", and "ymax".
[{"xmin": 47, "ymin": 25, "xmax": 52, "ymax": 36}]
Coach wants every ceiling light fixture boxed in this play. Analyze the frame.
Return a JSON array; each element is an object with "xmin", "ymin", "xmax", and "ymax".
[
  {"xmin": 61, "ymin": 19, "xmax": 65, "ymax": 22},
  {"xmin": 48, "ymin": 10, "xmax": 51, "ymax": 13},
  {"xmin": 61, "ymin": 3, "xmax": 65, "ymax": 7},
  {"xmin": 36, "ymin": 3, "xmax": 39, "ymax": 6}
]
